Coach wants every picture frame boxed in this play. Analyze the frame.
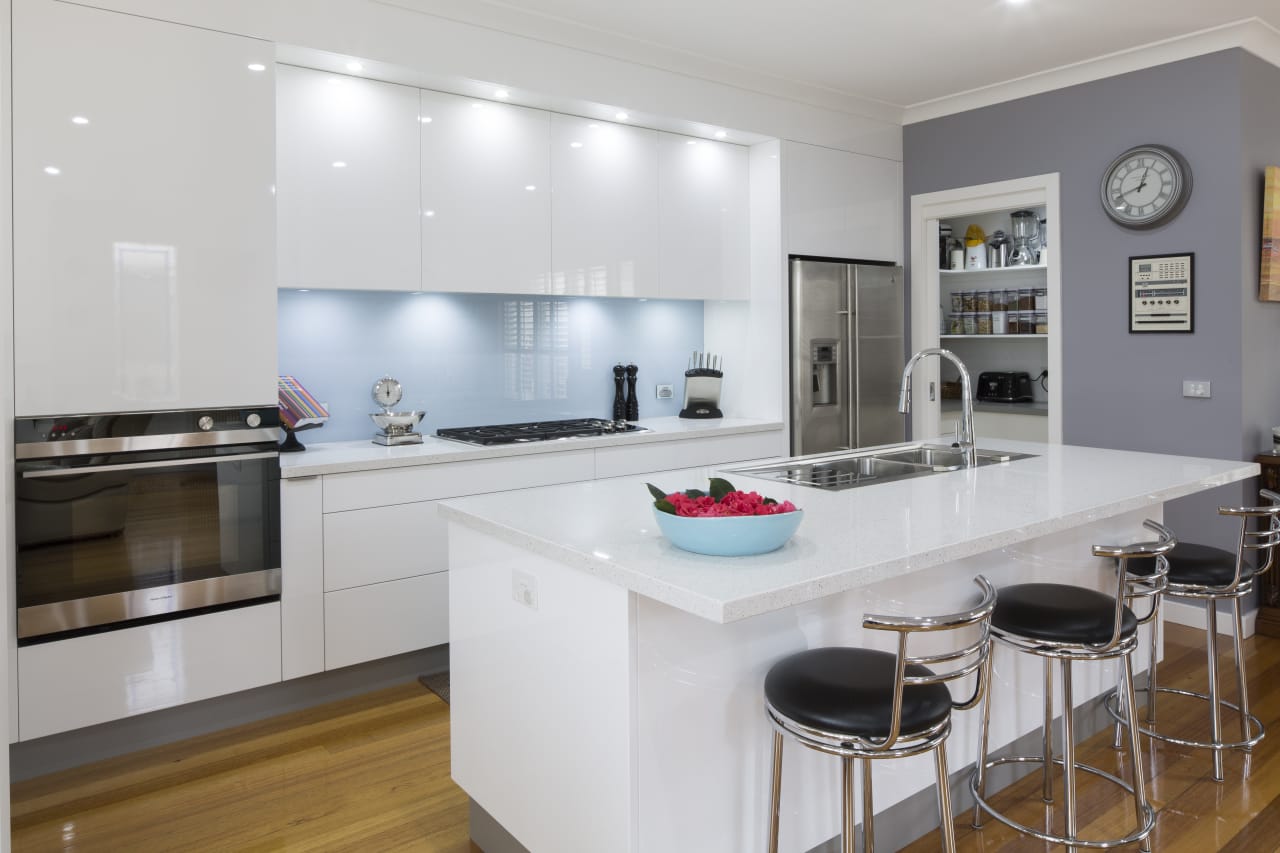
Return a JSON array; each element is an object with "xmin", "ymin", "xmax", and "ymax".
[{"xmin": 1129, "ymin": 253, "xmax": 1194, "ymax": 334}]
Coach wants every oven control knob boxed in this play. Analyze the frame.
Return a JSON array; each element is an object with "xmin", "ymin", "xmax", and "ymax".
[
  {"xmin": 198, "ymin": 415, "xmax": 214, "ymax": 431},
  {"xmin": 246, "ymin": 413, "xmax": 262, "ymax": 428}
]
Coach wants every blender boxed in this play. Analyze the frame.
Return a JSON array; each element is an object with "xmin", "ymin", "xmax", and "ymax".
[{"xmin": 1009, "ymin": 210, "xmax": 1038, "ymax": 266}]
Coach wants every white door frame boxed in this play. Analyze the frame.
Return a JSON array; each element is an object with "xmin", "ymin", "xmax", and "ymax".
[{"xmin": 908, "ymin": 173, "xmax": 1062, "ymax": 443}]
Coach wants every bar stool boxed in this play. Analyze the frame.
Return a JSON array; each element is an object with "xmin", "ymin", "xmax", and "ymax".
[
  {"xmin": 1107, "ymin": 490, "xmax": 1280, "ymax": 781},
  {"xmin": 970, "ymin": 520, "xmax": 1174, "ymax": 851},
  {"xmin": 764, "ymin": 576, "xmax": 996, "ymax": 853}
]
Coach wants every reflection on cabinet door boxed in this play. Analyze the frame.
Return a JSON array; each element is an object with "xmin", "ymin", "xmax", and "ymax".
[
  {"xmin": 12, "ymin": 0, "xmax": 276, "ymax": 416},
  {"xmin": 277, "ymin": 64, "xmax": 421, "ymax": 291},
  {"xmin": 659, "ymin": 134, "xmax": 750, "ymax": 300},
  {"xmin": 550, "ymin": 114, "xmax": 659, "ymax": 297},
  {"xmin": 421, "ymin": 90, "xmax": 551, "ymax": 293}
]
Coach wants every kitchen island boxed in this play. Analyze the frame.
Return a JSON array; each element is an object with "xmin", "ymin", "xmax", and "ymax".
[{"xmin": 440, "ymin": 441, "xmax": 1256, "ymax": 853}]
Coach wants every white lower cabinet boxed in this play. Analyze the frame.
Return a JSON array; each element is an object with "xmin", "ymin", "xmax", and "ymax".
[
  {"xmin": 323, "ymin": 501, "xmax": 447, "ymax": 591},
  {"xmin": 324, "ymin": 573, "xmax": 449, "ymax": 671},
  {"xmin": 594, "ymin": 432, "xmax": 784, "ymax": 479},
  {"xmin": 18, "ymin": 603, "xmax": 281, "ymax": 740}
]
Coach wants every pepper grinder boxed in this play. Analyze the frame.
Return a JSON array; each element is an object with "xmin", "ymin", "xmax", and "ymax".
[
  {"xmin": 612, "ymin": 364, "xmax": 627, "ymax": 421},
  {"xmin": 625, "ymin": 363, "xmax": 639, "ymax": 421}
]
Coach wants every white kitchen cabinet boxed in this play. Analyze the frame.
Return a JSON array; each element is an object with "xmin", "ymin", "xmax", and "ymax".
[
  {"xmin": 550, "ymin": 114, "xmax": 660, "ymax": 297},
  {"xmin": 783, "ymin": 140, "xmax": 903, "ymax": 263},
  {"xmin": 658, "ymin": 134, "xmax": 750, "ymax": 300},
  {"xmin": 325, "ymin": 573, "xmax": 449, "ymax": 670},
  {"xmin": 12, "ymin": 0, "xmax": 276, "ymax": 416},
  {"xmin": 323, "ymin": 500, "xmax": 447, "ymax": 591},
  {"xmin": 593, "ymin": 431, "xmax": 782, "ymax": 479},
  {"xmin": 276, "ymin": 64, "xmax": 421, "ymax": 291},
  {"xmin": 420, "ymin": 90, "xmax": 550, "ymax": 293}
]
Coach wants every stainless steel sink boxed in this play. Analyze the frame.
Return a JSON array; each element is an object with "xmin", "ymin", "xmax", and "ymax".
[{"xmin": 726, "ymin": 443, "xmax": 1036, "ymax": 491}]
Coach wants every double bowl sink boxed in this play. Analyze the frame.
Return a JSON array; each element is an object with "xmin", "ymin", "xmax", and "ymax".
[{"xmin": 727, "ymin": 443, "xmax": 1036, "ymax": 491}]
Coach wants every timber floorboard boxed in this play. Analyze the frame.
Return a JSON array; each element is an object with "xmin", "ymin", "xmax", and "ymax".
[{"xmin": 11, "ymin": 622, "xmax": 1280, "ymax": 851}]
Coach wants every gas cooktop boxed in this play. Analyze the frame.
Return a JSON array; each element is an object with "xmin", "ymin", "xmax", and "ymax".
[{"xmin": 436, "ymin": 418, "xmax": 647, "ymax": 446}]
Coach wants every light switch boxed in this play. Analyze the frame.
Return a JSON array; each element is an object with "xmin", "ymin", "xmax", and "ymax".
[{"xmin": 1182, "ymin": 380, "xmax": 1211, "ymax": 398}]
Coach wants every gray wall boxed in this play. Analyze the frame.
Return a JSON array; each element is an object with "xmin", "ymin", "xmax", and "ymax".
[{"xmin": 904, "ymin": 50, "xmax": 1279, "ymax": 551}]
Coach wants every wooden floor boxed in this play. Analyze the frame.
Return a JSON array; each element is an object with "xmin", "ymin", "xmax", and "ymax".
[{"xmin": 11, "ymin": 622, "xmax": 1280, "ymax": 851}]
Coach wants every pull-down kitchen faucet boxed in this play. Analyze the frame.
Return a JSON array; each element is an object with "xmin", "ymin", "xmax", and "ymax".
[{"xmin": 898, "ymin": 348, "xmax": 976, "ymax": 467}]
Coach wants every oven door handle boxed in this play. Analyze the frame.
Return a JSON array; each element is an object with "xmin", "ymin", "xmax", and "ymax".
[{"xmin": 21, "ymin": 451, "xmax": 279, "ymax": 478}]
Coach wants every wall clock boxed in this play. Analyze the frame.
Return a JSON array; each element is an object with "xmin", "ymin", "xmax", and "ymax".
[{"xmin": 1099, "ymin": 144, "xmax": 1192, "ymax": 229}]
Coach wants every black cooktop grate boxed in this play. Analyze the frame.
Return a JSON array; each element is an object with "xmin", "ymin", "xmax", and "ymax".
[{"xmin": 436, "ymin": 418, "xmax": 644, "ymax": 446}]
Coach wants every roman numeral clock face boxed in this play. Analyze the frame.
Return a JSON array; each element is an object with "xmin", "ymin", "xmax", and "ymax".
[{"xmin": 1100, "ymin": 144, "xmax": 1192, "ymax": 229}]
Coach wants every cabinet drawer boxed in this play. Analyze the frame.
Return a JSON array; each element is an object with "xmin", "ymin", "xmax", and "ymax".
[
  {"xmin": 18, "ymin": 603, "xmax": 281, "ymax": 740},
  {"xmin": 323, "ymin": 449, "xmax": 594, "ymax": 512},
  {"xmin": 593, "ymin": 432, "xmax": 783, "ymax": 479},
  {"xmin": 325, "ymin": 574, "xmax": 448, "ymax": 670},
  {"xmin": 323, "ymin": 501, "xmax": 446, "ymax": 591}
]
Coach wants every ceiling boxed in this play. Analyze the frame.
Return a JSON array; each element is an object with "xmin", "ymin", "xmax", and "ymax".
[{"xmin": 377, "ymin": 0, "xmax": 1280, "ymax": 117}]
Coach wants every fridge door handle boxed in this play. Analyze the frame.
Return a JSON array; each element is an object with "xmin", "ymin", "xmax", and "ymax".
[{"xmin": 846, "ymin": 270, "xmax": 858, "ymax": 450}]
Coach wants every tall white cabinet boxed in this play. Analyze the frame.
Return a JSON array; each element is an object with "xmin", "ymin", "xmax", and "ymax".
[
  {"xmin": 12, "ymin": 0, "xmax": 277, "ymax": 415},
  {"xmin": 783, "ymin": 140, "xmax": 903, "ymax": 263},
  {"xmin": 276, "ymin": 64, "xmax": 421, "ymax": 291},
  {"xmin": 420, "ymin": 91, "xmax": 551, "ymax": 293}
]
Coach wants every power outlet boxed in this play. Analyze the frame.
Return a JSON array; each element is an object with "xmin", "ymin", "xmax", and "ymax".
[
  {"xmin": 512, "ymin": 570, "xmax": 539, "ymax": 610},
  {"xmin": 1183, "ymin": 380, "xmax": 1211, "ymax": 399},
  {"xmin": 656, "ymin": 384, "xmax": 674, "ymax": 399}
]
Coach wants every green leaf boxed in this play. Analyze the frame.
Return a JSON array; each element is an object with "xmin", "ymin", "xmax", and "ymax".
[
  {"xmin": 763, "ymin": 497, "xmax": 777, "ymax": 505},
  {"xmin": 683, "ymin": 489, "xmax": 706, "ymax": 499},
  {"xmin": 708, "ymin": 477, "xmax": 735, "ymax": 501},
  {"xmin": 645, "ymin": 482, "xmax": 668, "ymax": 501},
  {"xmin": 654, "ymin": 499, "xmax": 677, "ymax": 515}
]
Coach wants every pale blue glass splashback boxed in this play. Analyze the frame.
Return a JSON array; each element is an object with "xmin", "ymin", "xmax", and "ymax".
[{"xmin": 278, "ymin": 290, "xmax": 705, "ymax": 442}]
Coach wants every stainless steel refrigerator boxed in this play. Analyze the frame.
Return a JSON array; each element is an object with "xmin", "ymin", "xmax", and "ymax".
[{"xmin": 790, "ymin": 257, "xmax": 906, "ymax": 456}]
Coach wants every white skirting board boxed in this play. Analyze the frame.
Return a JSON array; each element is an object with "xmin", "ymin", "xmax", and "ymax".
[{"xmin": 1162, "ymin": 599, "xmax": 1256, "ymax": 638}]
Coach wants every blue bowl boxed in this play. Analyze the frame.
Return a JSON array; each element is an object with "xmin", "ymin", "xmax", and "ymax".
[{"xmin": 652, "ymin": 506, "xmax": 804, "ymax": 557}]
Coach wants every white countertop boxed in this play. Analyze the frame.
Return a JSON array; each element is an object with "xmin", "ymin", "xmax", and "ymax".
[
  {"xmin": 439, "ymin": 440, "xmax": 1257, "ymax": 623},
  {"xmin": 278, "ymin": 416, "xmax": 783, "ymax": 478}
]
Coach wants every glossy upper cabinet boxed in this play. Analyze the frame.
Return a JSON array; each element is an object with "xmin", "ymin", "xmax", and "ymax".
[
  {"xmin": 783, "ymin": 140, "xmax": 903, "ymax": 263},
  {"xmin": 277, "ymin": 65, "xmax": 421, "ymax": 291},
  {"xmin": 12, "ymin": 0, "xmax": 276, "ymax": 416},
  {"xmin": 420, "ymin": 91, "xmax": 551, "ymax": 293},
  {"xmin": 550, "ymin": 115, "xmax": 659, "ymax": 297},
  {"xmin": 658, "ymin": 135, "xmax": 749, "ymax": 300}
]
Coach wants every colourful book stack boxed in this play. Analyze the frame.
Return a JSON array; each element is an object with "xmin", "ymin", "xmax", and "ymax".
[{"xmin": 278, "ymin": 376, "xmax": 329, "ymax": 429}]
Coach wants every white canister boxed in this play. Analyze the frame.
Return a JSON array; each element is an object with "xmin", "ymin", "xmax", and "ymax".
[
  {"xmin": 965, "ymin": 243, "xmax": 987, "ymax": 270},
  {"xmin": 949, "ymin": 248, "xmax": 965, "ymax": 270},
  {"xmin": 991, "ymin": 310, "xmax": 1008, "ymax": 335}
]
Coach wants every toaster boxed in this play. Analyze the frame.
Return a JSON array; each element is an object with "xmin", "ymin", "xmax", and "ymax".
[{"xmin": 975, "ymin": 371, "xmax": 1034, "ymax": 403}]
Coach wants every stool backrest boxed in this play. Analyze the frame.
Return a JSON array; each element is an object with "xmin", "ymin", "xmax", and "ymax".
[
  {"xmin": 859, "ymin": 575, "xmax": 997, "ymax": 750},
  {"xmin": 1091, "ymin": 519, "xmax": 1176, "ymax": 652},
  {"xmin": 1218, "ymin": 488, "xmax": 1280, "ymax": 590}
]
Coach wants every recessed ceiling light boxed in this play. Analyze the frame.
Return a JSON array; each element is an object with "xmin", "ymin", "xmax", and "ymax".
[
  {"xmin": 332, "ymin": 161, "xmax": 347, "ymax": 168},
  {"xmin": 346, "ymin": 61, "xmax": 364, "ymax": 72},
  {"xmin": 424, "ymin": 210, "xmax": 436, "ymax": 217},
  {"xmin": 297, "ymin": 289, "xmax": 310, "ymax": 293},
  {"xmin": 588, "ymin": 124, "xmax": 599, "ymax": 130},
  {"xmin": 71, "ymin": 116, "xmax": 89, "ymax": 125},
  {"xmin": 525, "ymin": 185, "xmax": 537, "ymax": 191},
  {"xmin": 686, "ymin": 140, "xmax": 697, "ymax": 146},
  {"xmin": 43, "ymin": 166, "xmax": 60, "ymax": 175},
  {"xmin": 419, "ymin": 116, "xmax": 433, "ymax": 123},
  {"xmin": 714, "ymin": 130, "xmax": 727, "ymax": 139},
  {"xmin": 570, "ymin": 141, "xmax": 583, "ymax": 148},
  {"xmin": 615, "ymin": 112, "xmax": 629, "ymax": 121},
  {"xmin": 494, "ymin": 89, "xmax": 510, "ymax": 99},
  {"xmin": 247, "ymin": 63, "xmax": 266, "ymax": 72}
]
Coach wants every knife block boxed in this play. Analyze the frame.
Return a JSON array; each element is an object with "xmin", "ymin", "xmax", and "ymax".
[{"xmin": 679, "ymin": 371, "xmax": 723, "ymax": 419}]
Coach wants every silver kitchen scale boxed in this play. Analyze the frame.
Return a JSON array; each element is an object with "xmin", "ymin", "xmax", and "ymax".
[{"xmin": 370, "ymin": 375, "xmax": 426, "ymax": 446}]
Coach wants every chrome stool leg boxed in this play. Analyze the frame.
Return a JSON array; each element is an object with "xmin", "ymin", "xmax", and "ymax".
[
  {"xmin": 841, "ymin": 757, "xmax": 855, "ymax": 853},
  {"xmin": 1147, "ymin": 610, "xmax": 1160, "ymax": 726},
  {"xmin": 934, "ymin": 744, "xmax": 956, "ymax": 853},
  {"xmin": 1206, "ymin": 602, "xmax": 1225, "ymax": 781},
  {"xmin": 861, "ymin": 759, "xmax": 875, "ymax": 853},
  {"xmin": 1232, "ymin": 597, "xmax": 1252, "ymax": 752},
  {"xmin": 971, "ymin": 650, "xmax": 994, "ymax": 830},
  {"xmin": 1122, "ymin": 653, "xmax": 1153, "ymax": 853},
  {"xmin": 1043, "ymin": 658, "xmax": 1054, "ymax": 803},
  {"xmin": 1061, "ymin": 659, "xmax": 1077, "ymax": 847},
  {"xmin": 767, "ymin": 731, "xmax": 783, "ymax": 853}
]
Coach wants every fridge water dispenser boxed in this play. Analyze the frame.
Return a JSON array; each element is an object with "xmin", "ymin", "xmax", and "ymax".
[{"xmin": 811, "ymin": 340, "xmax": 838, "ymax": 406}]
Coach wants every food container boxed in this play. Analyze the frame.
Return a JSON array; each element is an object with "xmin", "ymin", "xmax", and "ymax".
[
  {"xmin": 977, "ymin": 312, "xmax": 992, "ymax": 335},
  {"xmin": 1035, "ymin": 311, "xmax": 1049, "ymax": 334},
  {"xmin": 1018, "ymin": 288, "xmax": 1034, "ymax": 310},
  {"xmin": 1019, "ymin": 311, "xmax": 1035, "ymax": 334},
  {"xmin": 962, "ymin": 313, "xmax": 977, "ymax": 335},
  {"xmin": 975, "ymin": 290, "xmax": 991, "ymax": 312},
  {"xmin": 1004, "ymin": 289, "xmax": 1018, "ymax": 311},
  {"xmin": 965, "ymin": 243, "xmax": 987, "ymax": 270},
  {"xmin": 991, "ymin": 290, "xmax": 1007, "ymax": 311},
  {"xmin": 1007, "ymin": 312, "xmax": 1020, "ymax": 335},
  {"xmin": 950, "ymin": 248, "xmax": 965, "ymax": 270},
  {"xmin": 991, "ymin": 310, "xmax": 1007, "ymax": 335},
  {"xmin": 950, "ymin": 292, "xmax": 964, "ymax": 313},
  {"xmin": 948, "ymin": 313, "xmax": 964, "ymax": 335},
  {"xmin": 960, "ymin": 290, "xmax": 976, "ymax": 312},
  {"xmin": 1034, "ymin": 288, "xmax": 1048, "ymax": 311}
]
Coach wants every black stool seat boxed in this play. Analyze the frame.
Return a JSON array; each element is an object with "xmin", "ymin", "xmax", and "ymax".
[
  {"xmin": 765, "ymin": 647, "xmax": 951, "ymax": 738},
  {"xmin": 1130, "ymin": 542, "xmax": 1253, "ymax": 588},
  {"xmin": 993, "ymin": 583, "xmax": 1137, "ymax": 645}
]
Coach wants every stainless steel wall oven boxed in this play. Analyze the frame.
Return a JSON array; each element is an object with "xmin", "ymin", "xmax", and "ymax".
[{"xmin": 15, "ymin": 407, "xmax": 280, "ymax": 643}]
